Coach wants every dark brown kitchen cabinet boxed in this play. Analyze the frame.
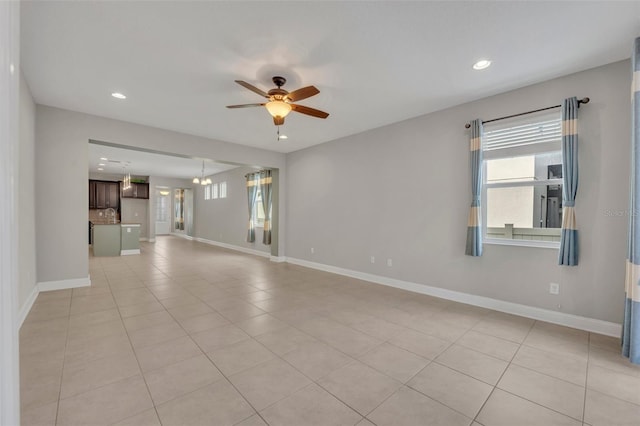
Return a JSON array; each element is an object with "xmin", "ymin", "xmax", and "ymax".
[
  {"xmin": 120, "ymin": 182, "xmax": 149, "ymax": 199},
  {"xmin": 89, "ymin": 180, "xmax": 97, "ymax": 209},
  {"xmin": 89, "ymin": 180, "xmax": 120, "ymax": 210}
]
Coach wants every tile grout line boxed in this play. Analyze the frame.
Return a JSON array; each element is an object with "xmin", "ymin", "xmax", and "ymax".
[
  {"xmin": 53, "ymin": 293, "xmax": 73, "ymax": 426},
  {"xmin": 582, "ymin": 333, "xmax": 591, "ymax": 425},
  {"xmin": 112, "ymin": 268, "xmax": 166, "ymax": 426},
  {"xmin": 470, "ymin": 316, "xmax": 535, "ymax": 425},
  {"xmin": 158, "ymin": 280, "xmax": 275, "ymax": 426}
]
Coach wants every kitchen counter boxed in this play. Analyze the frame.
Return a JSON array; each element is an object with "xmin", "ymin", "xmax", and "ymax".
[
  {"xmin": 92, "ymin": 223, "xmax": 141, "ymax": 256},
  {"xmin": 120, "ymin": 224, "xmax": 141, "ymax": 255}
]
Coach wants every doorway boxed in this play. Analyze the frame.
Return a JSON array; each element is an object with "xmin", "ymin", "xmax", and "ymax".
[
  {"xmin": 155, "ymin": 187, "xmax": 171, "ymax": 235},
  {"xmin": 173, "ymin": 188, "xmax": 193, "ymax": 236}
]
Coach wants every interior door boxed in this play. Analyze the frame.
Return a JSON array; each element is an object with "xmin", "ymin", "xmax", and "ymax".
[{"xmin": 155, "ymin": 188, "xmax": 171, "ymax": 235}]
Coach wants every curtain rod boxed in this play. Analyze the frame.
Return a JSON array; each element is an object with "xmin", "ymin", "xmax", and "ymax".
[
  {"xmin": 464, "ymin": 97, "xmax": 590, "ymax": 129},
  {"xmin": 244, "ymin": 169, "xmax": 270, "ymax": 178}
]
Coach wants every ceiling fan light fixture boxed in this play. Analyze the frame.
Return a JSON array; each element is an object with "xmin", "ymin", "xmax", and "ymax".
[{"xmin": 265, "ymin": 100, "xmax": 292, "ymax": 118}]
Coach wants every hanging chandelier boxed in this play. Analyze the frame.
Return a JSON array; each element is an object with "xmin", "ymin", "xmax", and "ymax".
[
  {"xmin": 193, "ymin": 160, "xmax": 212, "ymax": 186},
  {"xmin": 122, "ymin": 167, "xmax": 131, "ymax": 190}
]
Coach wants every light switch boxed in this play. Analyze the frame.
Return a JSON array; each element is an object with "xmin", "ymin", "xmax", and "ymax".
[{"xmin": 127, "ymin": 228, "xmax": 131, "ymax": 233}]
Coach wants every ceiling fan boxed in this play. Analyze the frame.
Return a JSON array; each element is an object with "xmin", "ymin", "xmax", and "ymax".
[{"xmin": 226, "ymin": 76, "xmax": 329, "ymax": 126}]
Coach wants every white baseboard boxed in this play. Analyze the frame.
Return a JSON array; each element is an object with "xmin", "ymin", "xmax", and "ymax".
[
  {"xmin": 194, "ymin": 237, "xmax": 270, "ymax": 258},
  {"xmin": 148, "ymin": 238, "xmax": 156, "ymax": 243},
  {"xmin": 120, "ymin": 249, "xmax": 141, "ymax": 256},
  {"xmin": 139, "ymin": 238, "xmax": 149, "ymax": 242},
  {"xmin": 19, "ymin": 276, "xmax": 92, "ymax": 328},
  {"xmin": 270, "ymin": 256, "xmax": 287, "ymax": 263},
  {"xmin": 286, "ymin": 257, "xmax": 622, "ymax": 337},
  {"xmin": 18, "ymin": 286, "xmax": 39, "ymax": 328},
  {"xmin": 171, "ymin": 232, "xmax": 195, "ymax": 240},
  {"xmin": 38, "ymin": 275, "xmax": 91, "ymax": 292}
]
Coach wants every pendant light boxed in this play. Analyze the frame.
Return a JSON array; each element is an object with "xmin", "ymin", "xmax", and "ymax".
[
  {"xmin": 122, "ymin": 167, "xmax": 131, "ymax": 190},
  {"xmin": 193, "ymin": 161, "xmax": 211, "ymax": 185}
]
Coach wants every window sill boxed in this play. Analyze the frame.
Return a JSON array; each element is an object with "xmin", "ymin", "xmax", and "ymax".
[{"xmin": 484, "ymin": 238, "xmax": 560, "ymax": 250}]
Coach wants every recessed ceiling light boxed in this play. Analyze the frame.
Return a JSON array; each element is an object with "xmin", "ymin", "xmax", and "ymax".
[
  {"xmin": 111, "ymin": 92, "xmax": 127, "ymax": 99},
  {"xmin": 97, "ymin": 168, "xmax": 104, "ymax": 171},
  {"xmin": 473, "ymin": 59, "xmax": 492, "ymax": 70},
  {"xmin": 278, "ymin": 135, "xmax": 288, "ymax": 140},
  {"xmin": 100, "ymin": 157, "xmax": 108, "ymax": 161},
  {"xmin": 98, "ymin": 163, "xmax": 105, "ymax": 166}
]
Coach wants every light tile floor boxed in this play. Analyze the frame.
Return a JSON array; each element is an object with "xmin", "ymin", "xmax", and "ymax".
[{"xmin": 20, "ymin": 236, "xmax": 640, "ymax": 426}]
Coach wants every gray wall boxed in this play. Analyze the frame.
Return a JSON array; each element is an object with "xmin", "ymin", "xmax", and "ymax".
[
  {"xmin": 18, "ymin": 73, "xmax": 37, "ymax": 309},
  {"xmin": 286, "ymin": 60, "xmax": 630, "ymax": 324},
  {"xmin": 35, "ymin": 106, "xmax": 286, "ymax": 284},
  {"xmin": 121, "ymin": 199, "xmax": 148, "ymax": 238},
  {"xmin": 193, "ymin": 166, "xmax": 270, "ymax": 255}
]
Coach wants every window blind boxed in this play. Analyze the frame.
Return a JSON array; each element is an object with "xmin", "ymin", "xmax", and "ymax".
[{"xmin": 484, "ymin": 117, "xmax": 561, "ymax": 151}]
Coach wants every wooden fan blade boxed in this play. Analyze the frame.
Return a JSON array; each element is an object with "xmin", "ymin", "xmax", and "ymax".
[
  {"xmin": 273, "ymin": 116, "xmax": 285, "ymax": 126},
  {"xmin": 290, "ymin": 104, "xmax": 329, "ymax": 119},
  {"xmin": 285, "ymin": 86, "xmax": 319, "ymax": 102},
  {"xmin": 234, "ymin": 80, "xmax": 269, "ymax": 98},
  {"xmin": 226, "ymin": 103, "xmax": 265, "ymax": 109}
]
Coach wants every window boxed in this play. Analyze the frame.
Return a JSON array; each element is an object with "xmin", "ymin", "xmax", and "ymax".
[
  {"xmin": 206, "ymin": 181, "xmax": 226, "ymax": 201},
  {"xmin": 483, "ymin": 112, "xmax": 563, "ymax": 247},
  {"xmin": 253, "ymin": 187, "xmax": 265, "ymax": 227}
]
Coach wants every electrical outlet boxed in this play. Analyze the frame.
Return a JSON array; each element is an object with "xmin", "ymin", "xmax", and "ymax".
[
  {"xmin": 370, "ymin": 256, "xmax": 375, "ymax": 264},
  {"xmin": 310, "ymin": 247, "xmax": 315, "ymax": 254},
  {"xmin": 387, "ymin": 258, "xmax": 393, "ymax": 267},
  {"xmin": 549, "ymin": 282, "xmax": 560, "ymax": 295}
]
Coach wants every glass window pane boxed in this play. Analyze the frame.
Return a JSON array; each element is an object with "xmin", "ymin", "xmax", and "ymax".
[
  {"xmin": 487, "ymin": 151, "xmax": 562, "ymax": 183},
  {"xmin": 254, "ymin": 189, "xmax": 265, "ymax": 226},
  {"xmin": 487, "ymin": 184, "xmax": 563, "ymax": 242}
]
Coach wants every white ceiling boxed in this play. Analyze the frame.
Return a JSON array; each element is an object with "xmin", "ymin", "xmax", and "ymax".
[
  {"xmin": 88, "ymin": 142, "xmax": 239, "ymax": 180},
  {"xmin": 21, "ymin": 1, "xmax": 640, "ymax": 155}
]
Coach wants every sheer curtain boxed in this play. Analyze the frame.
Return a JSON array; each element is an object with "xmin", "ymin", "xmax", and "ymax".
[
  {"xmin": 259, "ymin": 170, "xmax": 273, "ymax": 245},
  {"xmin": 245, "ymin": 173, "xmax": 258, "ymax": 242}
]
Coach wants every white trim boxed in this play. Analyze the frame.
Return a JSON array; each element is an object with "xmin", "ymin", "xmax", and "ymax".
[
  {"xmin": 139, "ymin": 237, "xmax": 149, "ymax": 242},
  {"xmin": 121, "ymin": 223, "xmax": 140, "ymax": 227},
  {"xmin": 18, "ymin": 285, "xmax": 38, "ymax": 328},
  {"xmin": 148, "ymin": 238, "xmax": 156, "ymax": 243},
  {"xmin": 484, "ymin": 238, "xmax": 560, "ymax": 250},
  {"xmin": 285, "ymin": 257, "xmax": 621, "ymax": 337},
  {"xmin": 0, "ymin": 2, "xmax": 20, "ymax": 423},
  {"xmin": 486, "ymin": 178, "xmax": 563, "ymax": 189},
  {"xmin": 38, "ymin": 275, "xmax": 91, "ymax": 292},
  {"xmin": 194, "ymin": 237, "xmax": 270, "ymax": 258},
  {"xmin": 18, "ymin": 276, "xmax": 93, "ymax": 329},
  {"xmin": 171, "ymin": 232, "xmax": 194, "ymax": 240},
  {"xmin": 270, "ymin": 256, "xmax": 287, "ymax": 263},
  {"xmin": 120, "ymin": 249, "xmax": 141, "ymax": 256}
]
